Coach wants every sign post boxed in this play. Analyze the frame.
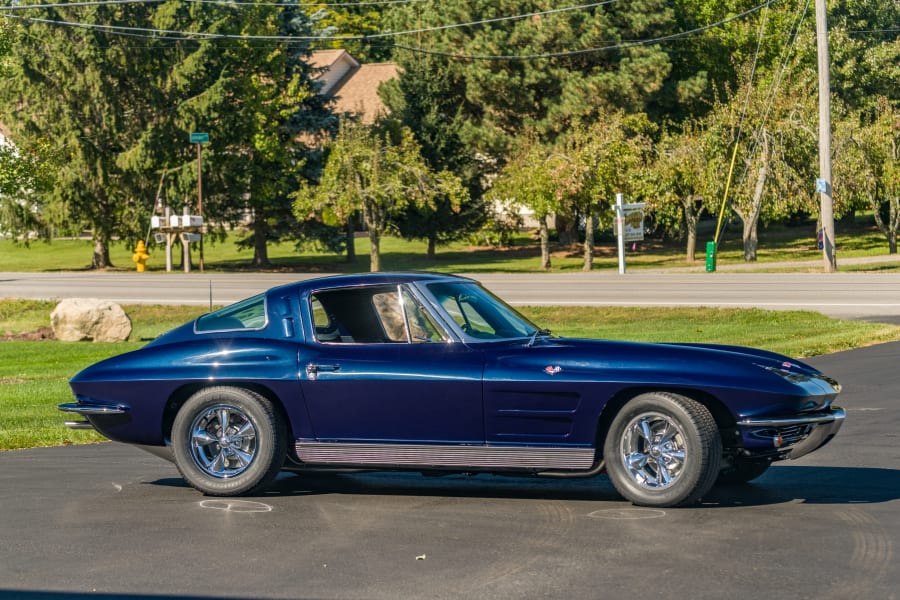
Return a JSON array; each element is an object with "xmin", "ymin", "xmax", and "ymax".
[
  {"xmin": 613, "ymin": 193, "xmax": 646, "ymax": 274},
  {"xmin": 189, "ymin": 132, "xmax": 209, "ymax": 272}
]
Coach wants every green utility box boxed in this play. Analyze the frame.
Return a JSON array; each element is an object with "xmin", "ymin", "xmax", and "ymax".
[{"xmin": 705, "ymin": 241, "xmax": 716, "ymax": 272}]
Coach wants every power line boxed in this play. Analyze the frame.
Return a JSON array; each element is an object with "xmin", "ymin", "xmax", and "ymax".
[
  {"xmin": 393, "ymin": 0, "xmax": 782, "ymax": 61},
  {"xmin": 0, "ymin": 0, "xmax": 424, "ymax": 10},
  {"xmin": 5, "ymin": 1, "xmax": 621, "ymax": 41}
]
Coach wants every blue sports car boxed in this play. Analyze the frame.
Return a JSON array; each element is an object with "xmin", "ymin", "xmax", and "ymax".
[{"xmin": 59, "ymin": 272, "xmax": 844, "ymax": 507}]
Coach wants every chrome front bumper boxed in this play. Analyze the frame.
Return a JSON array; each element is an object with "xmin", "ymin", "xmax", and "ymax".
[{"xmin": 737, "ymin": 406, "xmax": 845, "ymax": 460}]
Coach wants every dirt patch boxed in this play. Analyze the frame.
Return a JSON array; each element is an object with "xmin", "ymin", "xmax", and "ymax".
[{"xmin": 1, "ymin": 326, "xmax": 55, "ymax": 341}]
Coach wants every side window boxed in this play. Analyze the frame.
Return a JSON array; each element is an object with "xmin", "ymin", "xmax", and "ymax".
[
  {"xmin": 372, "ymin": 290, "xmax": 406, "ymax": 342},
  {"xmin": 402, "ymin": 291, "xmax": 447, "ymax": 343},
  {"xmin": 310, "ymin": 285, "xmax": 447, "ymax": 344},
  {"xmin": 196, "ymin": 294, "xmax": 267, "ymax": 333}
]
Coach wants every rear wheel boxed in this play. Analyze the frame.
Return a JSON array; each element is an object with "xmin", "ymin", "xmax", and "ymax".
[
  {"xmin": 172, "ymin": 387, "xmax": 285, "ymax": 496},
  {"xmin": 603, "ymin": 392, "xmax": 722, "ymax": 507}
]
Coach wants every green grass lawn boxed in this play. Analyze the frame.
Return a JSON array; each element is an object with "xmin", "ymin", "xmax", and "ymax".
[
  {"xmin": 1, "ymin": 214, "xmax": 896, "ymax": 273},
  {"xmin": 2, "ymin": 299, "xmax": 897, "ymax": 451}
]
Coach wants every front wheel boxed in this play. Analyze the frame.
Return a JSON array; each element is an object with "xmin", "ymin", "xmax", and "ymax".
[
  {"xmin": 603, "ymin": 392, "xmax": 722, "ymax": 507},
  {"xmin": 172, "ymin": 387, "xmax": 286, "ymax": 496}
]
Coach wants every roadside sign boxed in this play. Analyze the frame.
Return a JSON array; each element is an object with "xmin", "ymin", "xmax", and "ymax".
[
  {"xmin": 622, "ymin": 205, "xmax": 645, "ymax": 242},
  {"xmin": 190, "ymin": 132, "xmax": 209, "ymax": 144}
]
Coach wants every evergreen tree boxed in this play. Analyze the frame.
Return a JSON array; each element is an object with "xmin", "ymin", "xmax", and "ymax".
[{"xmin": 1, "ymin": 1, "xmax": 335, "ymax": 268}]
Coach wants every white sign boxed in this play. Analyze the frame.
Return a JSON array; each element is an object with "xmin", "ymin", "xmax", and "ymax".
[{"xmin": 613, "ymin": 202, "xmax": 645, "ymax": 242}]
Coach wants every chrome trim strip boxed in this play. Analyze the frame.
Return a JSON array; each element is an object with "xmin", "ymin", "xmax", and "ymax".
[
  {"xmin": 58, "ymin": 402, "xmax": 128, "ymax": 416},
  {"xmin": 295, "ymin": 442, "xmax": 594, "ymax": 470},
  {"xmin": 738, "ymin": 407, "xmax": 845, "ymax": 427}
]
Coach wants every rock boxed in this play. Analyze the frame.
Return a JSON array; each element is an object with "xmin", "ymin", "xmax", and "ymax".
[{"xmin": 50, "ymin": 298, "xmax": 132, "ymax": 342}]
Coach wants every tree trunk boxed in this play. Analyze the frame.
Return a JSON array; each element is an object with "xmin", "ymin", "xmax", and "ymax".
[
  {"xmin": 90, "ymin": 237, "xmax": 112, "ymax": 269},
  {"xmin": 872, "ymin": 194, "xmax": 900, "ymax": 255},
  {"xmin": 369, "ymin": 229, "xmax": 381, "ymax": 272},
  {"xmin": 683, "ymin": 195, "xmax": 703, "ymax": 263},
  {"xmin": 345, "ymin": 217, "xmax": 356, "ymax": 263},
  {"xmin": 539, "ymin": 220, "xmax": 551, "ymax": 270},
  {"xmin": 427, "ymin": 235, "xmax": 436, "ymax": 259},
  {"xmin": 555, "ymin": 213, "xmax": 577, "ymax": 246},
  {"xmin": 743, "ymin": 219, "xmax": 758, "ymax": 262},
  {"xmin": 582, "ymin": 212, "xmax": 595, "ymax": 271},
  {"xmin": 251, "ymin": 225, "xmax": 271, "ymax": 268},
  {"xmin": 738, "ymin": 133, "xmax": 771, "ymax": 262}
]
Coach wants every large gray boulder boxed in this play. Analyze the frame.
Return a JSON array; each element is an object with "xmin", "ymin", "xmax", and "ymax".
[{"xmin": 50, "ymin": 298, "xmax": 132, "ymax": 342}]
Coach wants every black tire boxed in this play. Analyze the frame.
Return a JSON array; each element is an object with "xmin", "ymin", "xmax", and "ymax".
[
  {"xmin": 603, "ymin": 392, "xmax": 722, "ymax": 508},
  {"xmin": 716, "ymin": 457, "xmax": 771, "ymax": 485},
  {"xmin": 172, "ymin": 386, "xmax": 286, "ymax": 496}
]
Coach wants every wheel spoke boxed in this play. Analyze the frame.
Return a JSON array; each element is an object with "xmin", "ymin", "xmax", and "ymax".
[
  {"xmin": 639, "ymin": 419, "xmax": 654, "ymax": 445},
  {"xmin": 231, "ymin": 448, "xmax": 254, "ymax": 469},
  {"xmin": 192, "ymin": 428, "xmax": 217, "ymax": 446},
  {"xmin": 656, "ymin": 458, "xmax": 672, "ymax": 486},
  {"xmin": 231, "ymin": 421, "xmax": 255, "ymax": 442},
  {"xmin": 217, "ymin": 408, "xmax": 231, "ymax": 433},
  {"xmin": 627, "ymin": 452, "xmax": 648, "ymax": 470}
]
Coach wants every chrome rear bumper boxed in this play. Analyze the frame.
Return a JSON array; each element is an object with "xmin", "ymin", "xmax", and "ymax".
[{"xmin": 58, "ymin": 402, "xmax": 128, "ymax": 431}]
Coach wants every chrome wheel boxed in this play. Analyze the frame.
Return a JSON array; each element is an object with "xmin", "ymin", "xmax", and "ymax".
[
  {"xmin": 173, "ymin": 387, "xmax": 286, "ymax": 496},
  {"xmin": 604, "ymin": 392, "xmax": 721, "ymax": 507},
  {"xmin": 189, "ymin": 404, "xmax": 258, "ymax": 478},
  {"xmin": 620, "ymin": 412, "xmax": 687, "ymax": 490}
]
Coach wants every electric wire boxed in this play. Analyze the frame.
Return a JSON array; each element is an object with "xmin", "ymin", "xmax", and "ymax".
[
  {"xmin": 3, "ymin": 0, "xmax": 621, "ymax": 42},
  {"xmin": 0, "ymin": 0, "xmax": 425, "ymax": 9},
  {"xmin": 391, "ymin": 0, "xmax": 782, "ymax": 61}
]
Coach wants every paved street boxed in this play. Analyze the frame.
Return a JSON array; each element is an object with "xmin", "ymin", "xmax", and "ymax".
[
  {"xmin": 2, "ymin": 270, "xmax": 900, "ymax": 321},
  {"xmin": 1, "ymin": 342, "xmax": 898, "ymax": 599}
]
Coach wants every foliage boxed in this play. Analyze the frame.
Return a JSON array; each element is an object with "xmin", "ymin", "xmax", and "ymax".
[
  {"xmin": 486, "ymin": 134, "xmax": 560, "ymax": 269},
  {"xmin": 380, "ymin": 53, "xmax": 486, "ymax": 256},
  {"xmin": 651, "ymin": 121, "xmax": 718, "ymax": 261},
  {"xmin": 305, "ymin": 0, "xmax": 391, "ymax": 62},
  {"xmin": 384, "ymin": 0, "xmax": 674, "ymax": 159},
  {"xmin": 295, "ymin": 118, "xmax": 467, "ymax": 271},
  {"xmin": 1, "ymin": 2, "xmax": 335, "ymax": 268},
  {"xmin": 834, "ymin": 97, "xmax": 900, "ymax": 252}
]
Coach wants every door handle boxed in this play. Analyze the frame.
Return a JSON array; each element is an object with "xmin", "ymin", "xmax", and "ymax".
[{"xmin": 306, "ymin": 363, "xmax": 340, "ymax": 380}]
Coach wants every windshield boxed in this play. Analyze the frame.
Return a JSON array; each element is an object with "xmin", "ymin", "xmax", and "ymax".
[{"xmin": 424, "ymin": 281, "xmax": 541, "ymax": 340}]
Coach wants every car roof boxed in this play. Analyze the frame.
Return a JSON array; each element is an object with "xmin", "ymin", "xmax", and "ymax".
[{"xmin": 266, "ymin": 272, "xmax": 476, "ymax": 298}]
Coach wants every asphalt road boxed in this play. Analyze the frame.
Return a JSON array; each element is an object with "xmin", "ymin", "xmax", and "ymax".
[
  {"xmin": 1, "ymin": 342, "xmax": 898, "ymax": 600},
  {"xmin": 2, "ymin": 270, "xmax": 900, "ymax": 321}
]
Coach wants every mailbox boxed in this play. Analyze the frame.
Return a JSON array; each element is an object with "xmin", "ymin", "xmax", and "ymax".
[{"xmin": 180, "ymin": 215, "xmax": 203, "ymax": 227}]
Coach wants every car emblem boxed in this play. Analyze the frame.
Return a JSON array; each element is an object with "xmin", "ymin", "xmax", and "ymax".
[
  {"xmin": 544, "ymin": 365, "xmax": 562, "ymax": 375},
  {"xmin": 782, "ymin": 361, "xmax": 793, "ymax": 369}
]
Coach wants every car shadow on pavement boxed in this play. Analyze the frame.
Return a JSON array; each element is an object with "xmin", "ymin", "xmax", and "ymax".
[{"xmin": 148, "ymin": 464, "xmax": 900, "ymax": 507}]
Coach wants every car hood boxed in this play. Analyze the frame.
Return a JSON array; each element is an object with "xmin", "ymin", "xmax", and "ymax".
[{"xmin": 480, "ymin": 337, "xmax": 839, "ymax": 417}]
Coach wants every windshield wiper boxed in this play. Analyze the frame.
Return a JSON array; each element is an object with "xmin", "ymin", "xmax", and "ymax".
[{"xmin": 526, "ymin": 328, "xmax": 551, "ymax": 348}]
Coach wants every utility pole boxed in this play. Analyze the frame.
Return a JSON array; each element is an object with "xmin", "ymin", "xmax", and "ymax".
[{"xmin": 816, "ymin": 0, "xmax": 837, "ymax": 272}]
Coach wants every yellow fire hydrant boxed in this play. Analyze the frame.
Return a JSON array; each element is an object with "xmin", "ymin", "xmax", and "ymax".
[{"xmin": 132, "ymin": 240, "xmax": 150, "ymax": 272}]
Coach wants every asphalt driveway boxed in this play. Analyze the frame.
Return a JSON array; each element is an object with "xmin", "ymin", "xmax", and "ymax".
[{"xmin": 1, "ymin": 341, "xmax": 898, "ymax": 600}]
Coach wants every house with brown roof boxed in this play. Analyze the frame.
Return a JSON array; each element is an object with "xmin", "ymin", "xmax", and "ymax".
[{"xmin": 310, "ymin": 50, "xmax": 399, "ymax": 124}]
